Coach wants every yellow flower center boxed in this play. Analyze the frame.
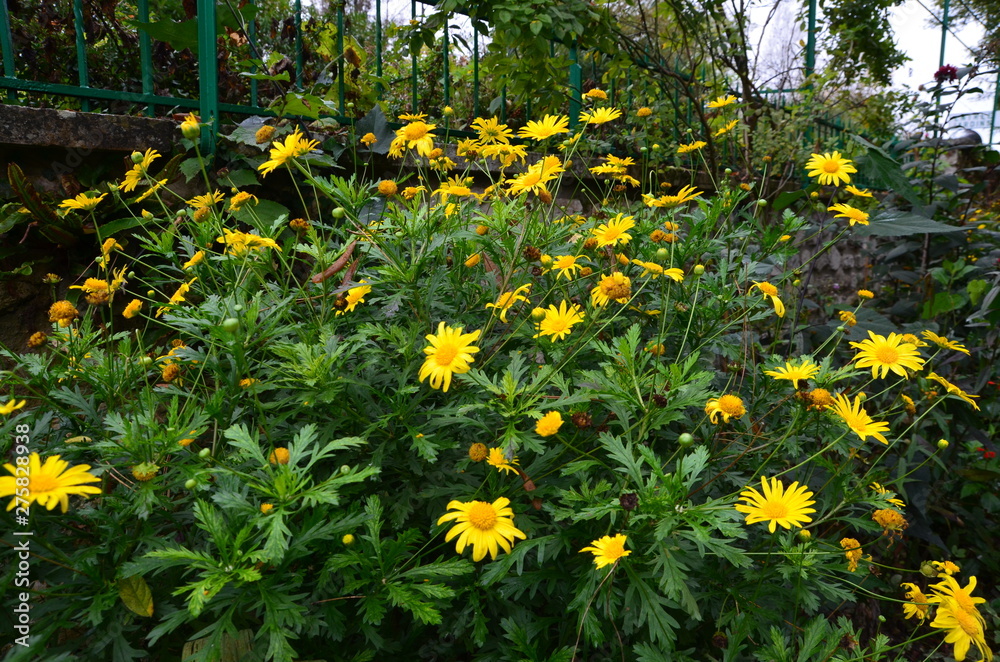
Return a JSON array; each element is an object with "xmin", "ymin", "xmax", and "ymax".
[
  {"xmin": 604, "ymin": 539, "xmax": 626, "ymax": 559},
  {"xmin": 546, "ymin": 318, "xmax": 568, "ymax": 333},
  {"xmin": 718, "ymin": 395, "xmax": 745, "ymax": 416},
  {"xmin": 521, "ymin": 173, "xmax": 542, "ymax": 187},
  {"xmin": 823, "ymin": 160, "xmax": 841, "ymax": 173},
  {"xmin": 952, "ymin": 605, "xmax": 982, "ymax": 636},
  {"xmin": 467, "ymin": 502, "xmax": 498, "ymax": 530},
  {"xmin": 30, "ymin": 474, "xmax": 58, "ymax": 494},
  {"xmin": 951, "ymin": 591, "xmax": 977, "ymax": 616},
  {"xmin": 435, "ymin": 344, "xmax": 459, "ymax": 366},
  {"xmin": 874, "ymin": 346, "xmax": 899, "ymax": 364},
  {"xmin": 555, "ymin": 256, "xmax": 576, "ymax": 269},
  {"xmin": 761, "ymin": 500, "xmax": 789, "ymax": 521},
  {"xmin": 403, "ymin": 123, "xmax": 429, "ymax": 141},
  {"xmin": 756, "ymin": 282, "xmax": 778, "ymax": 296}
]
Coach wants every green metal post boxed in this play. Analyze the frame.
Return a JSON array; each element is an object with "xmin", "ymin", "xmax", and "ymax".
[
  {"xmin": 568, "ymin": 40, "xmax": 581, "ymax": 129},
  {"xmin": 138, "ymin": 0, "xmax": 153, "ymax": 116},
  {"xmin": 472, "ymin": 28, "xmax": 479, "ymax": 117},
  {"xmin": 990, "ymin": 70, "xmax": 1000, "ymax": 147},
  {"xmin": 249, "ymin": 0, "xmax": 258, "ymax": 108},
  {"xmin": 805, "ymin": 0, "xmax": 816, "ymax": 81},
  {"xmin": 375, "ymin": 0, "xmax": 383, "ymax": 98},
  {"xmin": 939, "ymin": 0, "xmax": 950, "ymax": 69},
  {"xmin": 72, "ymin": 0, "xmax": 89, "ymax": 111},
  {"xmin": 197, "ymin": 0, "xmax": 219, "ymax": 154},
  {"xmin": 411, "ymin": 0, "xmax": 418, "ymax": 113},
  {"xmin": 0, "ymin": 0, "xmax": 17, "ymax": 99},
  {"xmin": 295, "ymin": 0, "xmax": 303, "ymax": 89},
  {"xmin": 442, "ymin": 16, "xmax": 450, "ymax": 107},
  {"xmin": 336, "ymin": 3, "xmax": 345, "ymax": 114}
]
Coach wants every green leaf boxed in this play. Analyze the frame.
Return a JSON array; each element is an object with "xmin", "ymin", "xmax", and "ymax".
[
  {"xmin": 773, "ymin": 190, "xmax": 805, "ymax": 211},
  {"xmin": 179, "ymin": 157, "xmax": 204, "ymax": 183},
  {"xmin": 133, "ymin": 3, "xmax": 259, "ymax": 56},
  {"xmin": 232, "ymin": 199, "xmax": 289, "ymax": 226},
  {"xmin": 858, "ymin": 211, "xmax": 963, "ymax": 236},
  {"xmin": 967, "ymin": 279, "xmax": 989, "ymax": 305},
  {"xmin": 221, "ymin": 169, "xmax": 260, "ymax": 188},
  {"xmin": 852, "ymin": 136, "xmax": 924, "ymax": 208},
  {"xmin": 922, "ymin": 291, "xmax": 965, "ymax": 318},
  {"xmin": 97, "ymin": 215, "xmax": 149, "ymax": 237},
  {"xmin": 118, "ymin": 575, "xmax": 154, "ymax": 617}
]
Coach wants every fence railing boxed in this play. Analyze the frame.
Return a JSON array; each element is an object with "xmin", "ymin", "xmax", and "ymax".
[{"xmin": 1, "ymin": 0, "xmax": 865, "ymax": 160}]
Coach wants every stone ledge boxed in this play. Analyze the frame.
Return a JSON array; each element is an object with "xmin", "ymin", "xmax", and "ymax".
[{"xmin": 0, "ymin": 105, "xmax": 176, "ymax": 153}]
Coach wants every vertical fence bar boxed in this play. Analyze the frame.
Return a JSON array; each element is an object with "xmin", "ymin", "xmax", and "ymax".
[
  {"xmin": 410, "ymin": 0, "xmax": 418, "ymax": 113},
  {"xmin": 294, "ymin": 0, "xmax": 303, "ymax": 89},
  {"xmin": 72, "ymin": 0, "xmax": 89, "ymax": 111},
  {"xmin": 138, "ymin": 0, "xmax": 154, "ymax": 116},
  {"xmin": 472, "ymin": 28, "xmax": 479, "ymax": 117},
  {"xmin": 990, "ymin": 70, "xmax": 1000, "ymax": 147},
  {"xmin": 938, "ymin": 0, "xmax": 950, "ymax": 69},
  {"xmin": 805, "ymin": 0, "xmax": 816, "ymax": 81},
  {"xmin": 248, "ymin": 0, "xmax": 258, "ymax": 108},
  {"xmin": 442, "ymin": 15, "xmax": 449, "ymax": 107},
  {"xmin": 197, "ymin": 0, "xmax": 219, "ymax": 153},
  {"xmin": 568, "ymin": 40, "xmax": 581, "ymax": 130},
  {"xmin": 375, "ymin": 0, "xmax": 383, "ymax": 99},
  {"xmin": 336, "ymin": 3, "xmax": 345, "ymax": 114},
  {"xmin": 1, "ymin": 0, "xmax": 17, "ymax": 103}
]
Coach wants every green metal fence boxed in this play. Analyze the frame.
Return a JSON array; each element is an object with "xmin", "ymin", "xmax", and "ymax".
[{"xmin": 0, "ymin": 0, "xmax": 862, "ymax": 160}]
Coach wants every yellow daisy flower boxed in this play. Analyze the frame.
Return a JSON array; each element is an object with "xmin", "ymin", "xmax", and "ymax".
[
  {"xmin": 751, "ymin": 281, "xmax": 785, "ymax": 317},
  {"xmin": 418, "ymin": 322, "xmax": 481, "ymax": 392},
  {"xmin": 590, "ymin": 272, "xmax": 632, "ymax": 306},
  {"xmin": 735, "ymin": 476, "xmax": 816, "ymax": 533},
  {"xmin": 336, "ymin": 280, "xmax": 372, "ymax": 316},
  {"xmin": 705, "ymin": 394, "xmax": 746, "ymax": 424},
  {"xmin": 437, "ymin": 497, "xmax": 526, "ymax": 561},
  {"xmin": 591, "ymin": 213, "xmax": 635, "ymax": 248},
  {"xmin": 921, "ymin": 330, "xmax": 971, "ymax": 355},
  {"xmin": 706, "ymin": 94, "xmax": 738, "ymax": 108},
  {"xmin": 471, "ymin": 116, "xmax": 513, "ymax": 144},
  {"xmin": 59, "ymin": 192, "xmax": 107, "ymax": 211},
  {"xmin": 677, "ymin": 140, "xmax": 707, "ymax": 154},
  {"xmin": 806, "ymin": 151, "xmax": 857, "ymax": 186},
  {"xmin": 580, "ymin": 533, "xmax": 631, "ymax": 569},
  {"xmin": 828, "ymin": 203, "xmax": 870, "ymax": 226},
  {"xmin": 486, "ymin": 447, "xmax": 519, "ymax": 476},
  {"xmin": 258, "ymin": 130, "xmax": 320, "ymax": 176},
  {"xmin": 849, "ymin": 331, "xmax": 925, "ymax": 379},
  {"xmin": 535, "ymin": 411, "xmax": 564, "ymax": 436},
  {"xmin": 0, "ymin": 453, "xmax": 101, "ymax": 512},
  {"xmin": 579, "ymin": 107, "xmax": 622, "ymax": 125},
  {"xmin": 764, "ymin": 359, "xmax": 820, "ymax": 387},
  {"xmin": 927, "ymin": 372, "xmax": 980, "ymax": 410},
  {"xmin": 485, "ymin": 284, "xmax": 532, "ymax": 323},
  {"xmin": 533, "ymin": 301, "xmax": 584, "ymax": 342},
  {"xmin": 830, "ymin": 393, "xmax": 890, "ymax": 444},
  {"xmin": 517, "ymin": 114, "xmax": 570, "ymax": 141}
]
